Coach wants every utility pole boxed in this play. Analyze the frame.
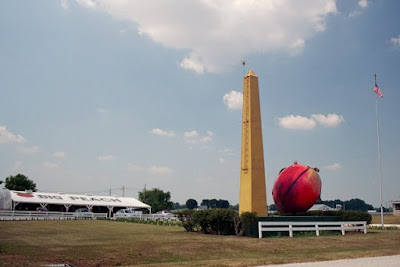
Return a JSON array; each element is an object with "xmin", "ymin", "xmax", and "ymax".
[
  {"xmin": 374, "ymin": 74, "xmax": 384, "ymax": 229},
  {"xmin": 122, "ymin": 186, "xmax": 125, "ymax": 197}
]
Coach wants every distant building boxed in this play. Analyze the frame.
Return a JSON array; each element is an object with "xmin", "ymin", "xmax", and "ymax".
[
  {"xmin": 392, "ymin": 200, "xmax": 400, "ymax": 216},
  {"xmin": 309, "ymin": 204, "xmax": 335, "ymax": 211}
]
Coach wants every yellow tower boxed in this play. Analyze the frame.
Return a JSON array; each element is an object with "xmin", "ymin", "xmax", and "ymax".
[{"xmin": 239, "ymin": 70, "xmax": 267, "ymax": 216}]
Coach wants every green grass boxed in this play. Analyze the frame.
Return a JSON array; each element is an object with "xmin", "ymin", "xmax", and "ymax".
[{"xmin": 0, "ymin": 220, "xmax": 399, "ymax": 266}]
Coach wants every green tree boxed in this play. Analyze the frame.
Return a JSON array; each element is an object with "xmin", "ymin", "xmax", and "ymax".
[
  {"xmin": 318, "ymin": 198, "xmax": 374, "ymax": 211},
  {"xmin": 186, "ymin": 199, "xmax": 198, "ymax": 210},
  {"xmin": 201, "ymin": 199, "xmax": 230, "ymax": 209},
  {"xmin": 201, "ymin": 199, "xmax": 209, "ymax": 207},
  {"xmin": 217, "ymin": 199, "xmax": 230, "ymax": 209},
  {"xmin": 4, "ymin": 174, "xmax": 37, "ymax": 191},
  {"xmin": 231, "ymin": 204, "xmax": 239, "ymax": 211},
  {"xmin": 138, "ymin": 188, "xmax": 172, "ymax": 213},
  {"xmin": 345, "ymin": 198, "xmax": 373, "ymax": 211},
  {"xmin": 171, "ymin": 202, "xmax": 186, "ymax": 210}
]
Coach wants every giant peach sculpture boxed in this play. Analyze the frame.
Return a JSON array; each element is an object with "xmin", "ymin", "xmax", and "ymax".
[{"xmin": 272, "ymin": 162, "xmax": 321, "ymax": 214}]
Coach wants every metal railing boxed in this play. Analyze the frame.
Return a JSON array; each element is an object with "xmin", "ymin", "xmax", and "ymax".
[
  {"xmin": 0, "ymin": 210, "xmax": 107, "ymax": 220},
  {"xmin": 258, "ymin": 221, "xmax": 367, "ymax": 238}
]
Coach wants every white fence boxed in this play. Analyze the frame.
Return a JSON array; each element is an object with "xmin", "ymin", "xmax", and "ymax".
[
  {"xmin": 0, "ymin": 210, "xmax": 179, "ymax": 222},
  {"xmin": 258, "ymin": 221, "xmax": 367, "ymax": 238},
  {"xmin": 113, "ymin": 213, "xmax": 178, "ymax": 221},
  {"xmin": 0, "ymin": 210, "xmax": 107, "ymax": 220}
]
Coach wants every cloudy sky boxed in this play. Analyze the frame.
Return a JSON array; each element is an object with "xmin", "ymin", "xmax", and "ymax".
[{"xmin": 1, "ymin": 0, "xmax": 399, "ymax": 207}]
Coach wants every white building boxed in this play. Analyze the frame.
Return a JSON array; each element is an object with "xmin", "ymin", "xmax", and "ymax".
[
  {"xmin": 308, "ymin": 204, "xmax": 335, "ymax": 211},
  {"xmin": 0, "ymin": 188, "xmax": 151, "ymax": 217},
  {"xmin": 392, "ymin": 200, "xmax": 400, "ymax": 216}
]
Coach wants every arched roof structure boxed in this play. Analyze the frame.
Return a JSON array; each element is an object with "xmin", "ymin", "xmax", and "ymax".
[{"xmin": 0, "ymin": 189, "xmax": 151, "ymax": 213}]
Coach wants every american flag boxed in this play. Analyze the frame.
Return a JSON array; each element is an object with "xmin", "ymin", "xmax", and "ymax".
[{"xmin": 373, "ymin": 82, "xmax": 383, "ymax": 98}]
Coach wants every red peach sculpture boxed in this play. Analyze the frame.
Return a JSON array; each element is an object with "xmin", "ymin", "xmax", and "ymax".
[{"xmin": 272, "ymin": 161, "xmax": 321, "ymax": 214}]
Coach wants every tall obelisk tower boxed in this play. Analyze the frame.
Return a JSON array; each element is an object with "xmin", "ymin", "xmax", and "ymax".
[{"xmin": 239, "ymin": 70, "xmax": 267, "ymax": 216}]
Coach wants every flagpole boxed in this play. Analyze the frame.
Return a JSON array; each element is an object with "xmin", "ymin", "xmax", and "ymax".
[{"xmin": 374, "ymin": 74, "xmax": 384, "ymax": 229}]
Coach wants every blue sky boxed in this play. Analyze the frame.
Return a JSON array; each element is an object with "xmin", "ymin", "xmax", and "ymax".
[{"xmin": 0, "ymin": 0, "xmax": 399, "ymax": 208}]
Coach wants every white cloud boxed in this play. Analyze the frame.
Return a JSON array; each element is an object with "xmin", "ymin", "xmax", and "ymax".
[
  {"xmin": 289, "ymin": 39, "xmax": 306, "ymax": 55},
  {"xmin": 219, "ymin": 157, "xmax": 226, "ymax": 164},
  {"xmin": 218, "ymin": 148, "xmax": 234, "ymax": 156},
  {"xmin": 72, "ymin": 0, "xmax": 337, "ymax": 73},
  {"xmin": 0, "ymin": 126, "xmax": 26, "ymax": 144},
  {"xmin": 324, "ymin": 163, "xmax": 342, "ymax": 171},
  {"xmin": 17, "ymin": 146, "xmax": 39, "ymax": 155},
  {"xmin": 349, "ymin": 0, "xmax": 368, "ymax": 18},
  {"xmin": 97, "ymin": 107, "xmax": 108, "ymax": 113},
  {"xmin": 311, "ymin": 113, "xmax": 345, "ymax": 127},
  {"xmin": 278, "ymin": 113, "xmax": 344, "ymax": 130},
  {"xmin": 218, "ymin": 148, "xmax": 232, "ymax": 154},
  {"xmin": 52, "ymin": 152, "xmax": 65, "ymax": 158},
  {"xmin": 184, "ymin": 130, "xmax": 198, "ymax": 138},
  {"xmin": 200, "ymin": 131, "xmax": 213, "ymax": 144},
  {"xmin": 61, "ymin": 0, "xmax": 69, "ymax": 9},
  {"xmin": 127, "ymin": 163, "xmax": 143, "ymax": 172},
  {"xmin": 358, "ymin": 0, "xmax": 368, "ymax": 8},
  {"xmin": 391, "ymin": 35, "xmax": 400, "ymax": 48},
  {"xmin": 185, "ymin": 130, "xmax": 213, "ymax": 144},
  {"xmin": 76, "ymin": 0, "xmax": 97, "ymax": 9},
  {"xmin": 185, "ymin": 139, "xmax": 198, "ymax": 145},
  {"xmin": 148, "ymin": 165, "xmax": 174, "ymax": 175},
  {"xmin": 223, "ymin": 90, "xmax": 243, "ymax": 110},
  {"xmin": 150, "ymin": 128, "xmax": 175, "ymax": 137},
  {"xmin": 278, "ymin": 115, "xmax": 317, "ymax": 130},
  {"xmin": 349, "ymin": 10, "xmax": 361, "ymax": 18},
  {"xmin": 43, "ymin": 161, "xmax": 59, "ymax": 169},
  {"xmin": 97, "ymin": 155, "xmax": 114, "ymax": 161},
  {"xmin": 200, "ymin": 136, "xmax": 212, "ymax": 143},
  {"xmin": 180, "ymin": 54, "xmax": 205, "ymax": 74}
]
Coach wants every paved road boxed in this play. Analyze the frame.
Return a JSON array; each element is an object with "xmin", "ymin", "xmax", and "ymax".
[{"xmin": 259, "ymin": 255, "xmax": 400, "ymax": 267}]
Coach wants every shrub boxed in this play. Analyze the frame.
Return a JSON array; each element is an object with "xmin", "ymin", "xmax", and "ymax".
[
  {"xmin": 192, "ymin": 209, "xmax": 237, "ymax": 235},
  {"xmin": 177, "ymin": 209, "xmax": 257, "ymax": 236},
  {"xmin": 177, "ymin": 210, "xmax": 196, "ymax": 232},
  {"xmin": 208, "ymin": 209, "xmax": 236, "ymax": 235},
  {"xmin": 193, "ymin": 210, "xmax": 211, "ymax": 233},
  {"xmin": 233, "ymin": 212, "xmax": 258, "ymax": 236}
]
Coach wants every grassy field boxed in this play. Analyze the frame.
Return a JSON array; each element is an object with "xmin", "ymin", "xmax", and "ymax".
[
  {"xmin": 372, "ymin": 214, "xmax": 400, "ymax": 224},
  {"xmin": 0, "ymin": 220, "xmax": 399, "ymax": 266}
]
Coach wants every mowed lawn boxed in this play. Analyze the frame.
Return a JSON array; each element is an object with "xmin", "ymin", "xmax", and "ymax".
[{"xmin": 1, "ymin": 220, "xmax": 400, "ymax": 266}]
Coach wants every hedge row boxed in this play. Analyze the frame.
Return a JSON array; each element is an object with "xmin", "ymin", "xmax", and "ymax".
[
  {"xmin": 177, "ymin": 209, "xmax": 258, "ymax": 236},
  {"xmin": 114, "ymin": 218, "xmax": 183, "ymax": 227},
  {"xmin": 306, "ymin": 210, "xmax": 372, "ymax": 224}
]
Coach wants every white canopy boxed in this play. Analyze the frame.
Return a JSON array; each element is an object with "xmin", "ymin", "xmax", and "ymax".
[{"xmin": 8, "ymin": 190, "xmax": 150, "ymax": 209}]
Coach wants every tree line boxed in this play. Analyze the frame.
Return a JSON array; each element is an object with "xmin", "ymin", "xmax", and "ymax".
[
  {"xmin": 2, "ymin": 174, "xmax": 382, "ymax": 213},
  {"xmin": 315, "ymin": 198, "xmax": 374, "ymax": 211}
]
